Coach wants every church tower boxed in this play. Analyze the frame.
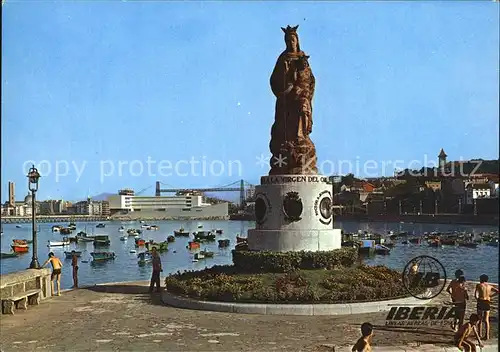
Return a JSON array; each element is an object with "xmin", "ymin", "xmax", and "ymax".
[{"xmin": 438, "ymin": 148, "xmax": 447, "ymax": 170}]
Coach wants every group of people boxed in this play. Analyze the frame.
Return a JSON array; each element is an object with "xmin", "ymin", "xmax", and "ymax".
[
  {"xmin": 39, "ymin": 246, "xmax": 163, "ymax": 295},
  {"xmin": 447, "ymin": 269, "xmax": 498, "ymax": 351},
  {"xmin": 351, "ymin": 269, "xmax": 497, "ymax": 352}
]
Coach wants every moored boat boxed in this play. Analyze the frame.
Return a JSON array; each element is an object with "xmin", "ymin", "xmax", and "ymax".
[
  {"xmin": 236, "ymin": 236, "xmax": 247, "ymax": 243},
  {"xmin": 119, "ymin": 236, "xmax": 127, "ymax": 241},
  {"xmin": 375, "ymin": 244, "xmax": 391, "ymax": 255},
  {"xmin": 167, "ymin": 235, "xmax": 175, "ymax": 243},
  {"xmin": 188, "ymin": 241, "xmax": 200, "ymax": 250},
  {"xmin": 457, "ymin": 242, "xmax": 479, "ymax": 248},
  {"xmin": 90, "ymin": 251, "xmax": 115, "ymax": 261},
  {"xmin": 52, "ymin": 225, "xmax": 62, "ymax": 232},
  {"xmin": 137, "ymin": 252, "xmax": 152, "ymax": 265},
  {"xmin": 1, "ymin": 252, "xmax": 19, "ymax": 259},
  {"xmin": 48, "ymin": 237, "xmax": 70, "ymax": 247},
  {"xmin": 64, "ymin": 251, "xmax": 82, "ymax": 259},
  {"xmin": 11, "ymin": 245, "xmax": 29, "ymax": 253},
  {"xmin": 93, "ymin": 235, "xmax": 110, "ymax": 246},
  {"xmin": 215, "ymin": 229, "xmax": 223, "ymax": 234},
  {"xmin": 218, "ymin": 239, "xmax": 230, "ymax": 248},
  {"xmin": 118, "ymin": 226, "xmax": 125, "ymax": 232},
  {"xmin": 486, "ymin": 240, "xmax": 499, "ymax": 247},
  {"xmin": 135, "ymin": 238, "xmax": 146, "ymax": 247},
  {"xmin": 174, "ymin": 228, "xmax": 190, "ymax": 237},
  {"xmin": 96, "ymin": 223, "xmax": 106, "ymax": 228}
]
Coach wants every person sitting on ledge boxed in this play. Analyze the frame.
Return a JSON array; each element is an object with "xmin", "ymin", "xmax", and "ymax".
[
  {"xmin": 352, "ymin": 322, "xmax": 373, "ymax": 352},
  {"xmin": 454, "ymin": 313, "xmax": 483, "ymax": 352}
]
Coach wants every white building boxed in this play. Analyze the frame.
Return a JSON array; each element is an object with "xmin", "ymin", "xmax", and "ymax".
[
  {"xmin": 107, "ymin": 193, "xmax": 211, "ymax": 213},
  {"xmin": 465, "ymin": 184, "xmax": 491, "ymax": 205}
]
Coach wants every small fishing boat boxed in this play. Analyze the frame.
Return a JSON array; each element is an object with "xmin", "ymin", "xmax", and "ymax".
[
  {"xmin": 200, "ymin": 250, "xmax": 214, "ymax": 258},
  {"xmin": 218, "ymin": 239, "xmax": 230, "ymax": 248},
  {"xmin": 60, "ymin": 227, "xmax": 72, "ymax": 235},
  {"xmin": 90, "ymin": 252, "xmax": 115, "ymax": 262},
  {"xmin": 93, "ymin": 235, "xmax": 110, "ymax": 247},
  {"xmin": 11, "ymin": 244, "xmax": 29, "ymax": 253},
  {"xmin": 52, "ymin": 225, "xmax": 62, "ymax": 232},
  {"xmin": 13, "ymin": 239, "xmax": 30, "ymax": 245},
  {"xmin": 68, "ymin": 236, "xmax": 79, "ymax": 243},
  {"xmin": 458, "ymin": 242, "xmax": 479, "ymax": 248},
  {"xmin": 118, "ymin": 226, "xmax": 125, "ymax": 232},
  {"xmin": 68, "ymin": 223, "xmax": 77, "ymax": 230},
  {"xmin": 48, "ymin": 238, "xmax": 70, "ymax": 247},
  {"xmin": 188, "ymin": 241, "xmax": 200, "ymax": 250},
  {"xmin": 137, "ymin": 252, "xmax": 152, "ymax": 265},
  {"xmin": 234, "ymin": 242, "xmax": 248, "ymax": 251},
  {"xmin": 64, "ymin": 251, "xmax": 82, "ymax": 259},
  {"xmin": 486, "ymin": 240, "xmax": 499, "ymax": 247},
  {"xmin": 145, "ymin": 241, "xmax": 168, "ymax": 252},
  {"xmin": 1, "ymin": 252, "xmax": 19, "ymax": 259},
  {"xmin": 135, "ymin": 238, "xmax": 146, "ymax": 247},
  {"xmin": 194, "ymin": 253, "xmax": 205, "ymax": 260},
  {"xmin": 174, "ymin": 229, "xmax": 190, "ymax": 237},
  {"xmin": 141, "ymin": 224, "xmax": 150, "ymax": 229},
  {"xmin": 96, "ymin": 223, "xmax": 106, "ymax": 228},
  {"xmin": 215, "ymin": 229, "xmax": 223, "ymax": 234},
  {"xmin": 375, "ymin": 244, "xmax": 391, "ymax": 255},
  {"xmin": 130, "ymin": 249, "xmax": 137, "ymax": 253},
  {"xmin": 119, "ymin": 236, "xmax": 127, "ymax": 241},
  {"xmin": 149, "ymin": 225, "xmax": 159, "ymax": 231},
  {"xmin": 167, "ymin": 235, "xmax": 175, "ymax": 243},
  {"xmin": 76, "ymin": 233, "xmax": 94, "ymax": 242},
  {"xmin": 16, "ymin": 225, "xmax": 22, "ymax": 228},
  {"xmin": 236, "ymin": 236, "xmax": 247, "ymax": 244},
  {"xmin": 194, "ymin": 231, "xmax": 216, "ymax": 242}
]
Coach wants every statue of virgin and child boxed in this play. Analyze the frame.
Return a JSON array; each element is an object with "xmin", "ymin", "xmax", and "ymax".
[{"xmin": 269, "ymin": 25, "xmax": 318, "ymax": 175}]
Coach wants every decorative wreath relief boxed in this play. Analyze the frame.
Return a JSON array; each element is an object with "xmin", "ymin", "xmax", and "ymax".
[{"xmin": 283, "ymin": 191, "xmax": 303, "ymax": 222}]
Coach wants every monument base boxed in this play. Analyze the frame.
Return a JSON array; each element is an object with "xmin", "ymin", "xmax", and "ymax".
[
  {"xmin": 247, "ymin": 228, "xmax": 341, "ymax": 252},
  {"xmin": 247, "ymin": 174, "xmax": 342, "ymax": 252}
]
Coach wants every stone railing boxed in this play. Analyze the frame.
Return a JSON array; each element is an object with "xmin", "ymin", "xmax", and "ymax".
[{"xmin": 0, "ymin": 269, "xmax": 52, "ymax": 302}]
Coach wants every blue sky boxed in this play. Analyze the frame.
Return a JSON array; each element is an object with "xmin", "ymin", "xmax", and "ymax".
[{"xmin": 2, "ymin": 1, "xmax": 499, "ymax": 201}]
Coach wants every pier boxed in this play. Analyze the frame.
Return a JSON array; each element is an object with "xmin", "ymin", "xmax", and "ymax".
[{"xmin": 1, "ymin": 215, "xmax": 108, "ymax": 224}]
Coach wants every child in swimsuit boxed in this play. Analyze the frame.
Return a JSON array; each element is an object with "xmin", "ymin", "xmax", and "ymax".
[
  {"xmin": 352, "ymin": 322, "xmax": 373, "ymax": 352},
  {"xmin": 454, "ymin": 314, "xmax": 483, "ymax": 352},
  {"xmin": 41, "ymin": 252, "xmax": 63, "ymax": 296},
  {"xmin": 474, "ymin": 274, "xmax": 499, "ymax": 340}
]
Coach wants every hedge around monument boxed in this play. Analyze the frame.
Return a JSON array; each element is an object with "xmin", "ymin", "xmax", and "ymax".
[
  {"xmin": 164, "ymin": 264, "xmax": 411, "ymax": 304},
  {"xmin": 231, "ymin": 247, "xmax": 358, "ymax": 273}
]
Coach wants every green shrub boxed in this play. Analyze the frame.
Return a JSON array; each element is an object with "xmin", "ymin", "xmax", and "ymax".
[
  {"xmin": 164, "ymin": 263, "xmax": 412, "ymax": 304},
  {"xmin": 231, "ymin": 248, "xmax": 357, "ymax": 273}
]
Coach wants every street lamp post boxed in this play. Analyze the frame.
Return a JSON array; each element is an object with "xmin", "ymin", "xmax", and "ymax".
[{"xmin": 28, "ymin": 165, "xmax": 41, "ymax": 269}]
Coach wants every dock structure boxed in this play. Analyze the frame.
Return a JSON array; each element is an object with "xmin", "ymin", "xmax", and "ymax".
[{"xmin": 1, "ymin": 215, "xmax": 108, "ymax": 224}]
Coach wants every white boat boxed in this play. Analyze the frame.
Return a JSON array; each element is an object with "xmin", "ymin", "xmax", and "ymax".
[
  {"xmin": 48, "ymin": 240, "xmax": 70, "ymax": 247},
  {"xmin": 118, "ymin": 226, "xmax": 125, "ymax": 232},
  {"xmin": 130, "ymin": 249, "xmax": 136, "ymax": 253},
  {"xmin": 119, "ymin": 236, "xmax": 127, "ymax": 241}
]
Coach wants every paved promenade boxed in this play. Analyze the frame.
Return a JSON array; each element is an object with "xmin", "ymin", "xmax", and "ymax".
[{"xmin": 0, "ymin": 281, "xmax": 497, "ymax": 351}]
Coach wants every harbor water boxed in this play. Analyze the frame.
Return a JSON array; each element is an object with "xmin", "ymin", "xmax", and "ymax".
[{"xmin": 1, "ymin": 220, "xmax": 498, "ymax": 289}]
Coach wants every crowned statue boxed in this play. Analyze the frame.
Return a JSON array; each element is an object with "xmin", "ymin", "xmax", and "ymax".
[{"xmin": 269, "ymin": 25, "xmax": 318, "ymax": 175}]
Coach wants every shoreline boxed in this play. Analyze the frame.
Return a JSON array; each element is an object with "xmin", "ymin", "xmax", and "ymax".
[
  {"xmin": 1, "ymin": 214, "xmax": 498, "ymax": 226},
  {"xmin": 230, "ymin": 213, "xmax": 500, "ymax": 226}
]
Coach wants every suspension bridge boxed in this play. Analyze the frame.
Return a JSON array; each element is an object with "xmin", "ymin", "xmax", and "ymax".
[{"xmin": 151, "ymin": 180, "xmax": 256, "ymax": 205}]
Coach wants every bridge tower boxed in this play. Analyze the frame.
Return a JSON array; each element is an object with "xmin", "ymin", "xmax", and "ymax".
[
  {"xmin": 155, "ymin": 181, "xmax": 161, "ymax": 196},
  {"xmin": 240, "ymin": 179, "xmax": 245, "ymax": 207}
]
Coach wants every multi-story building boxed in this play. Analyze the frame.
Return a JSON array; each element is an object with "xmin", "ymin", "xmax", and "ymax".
[
  {"xmin": 69, "ymin": 198, "xmax": 109, "ymax": 216},
  {"xmin": 107, "ymin": 189, "xmax": 228, "ymax": 218},
  {"xmin": 38, "ymin": 200, "xmax": 68, "ymax": 215},
  {"xmin": 465, "ymin": 184, "xmax": 491, "ymax": 205}
]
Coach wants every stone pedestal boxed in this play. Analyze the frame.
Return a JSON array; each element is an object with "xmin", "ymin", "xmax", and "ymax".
[{"xmin": 247, "ymin": 175, "xmax": 342, "ymax": 252}]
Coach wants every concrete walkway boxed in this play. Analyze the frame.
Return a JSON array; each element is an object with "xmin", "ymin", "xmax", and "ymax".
[{"xmin": 0, "ymin": 281, "xmax": 497, "ymax": 351}]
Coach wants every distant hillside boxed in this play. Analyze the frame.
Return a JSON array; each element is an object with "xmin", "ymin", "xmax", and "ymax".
[{"xmin": 91, "ymin": 193, "xmax": 114, "ymax": 201}]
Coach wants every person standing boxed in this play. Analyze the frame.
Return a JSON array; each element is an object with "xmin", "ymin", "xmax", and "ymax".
[
  {"xmin": 149, "ymin": 247, "xmax": 162, "ymax": 293},
  {"xmin": 71, "ymin": 250, "xmax": 79, "ymax": 288},
  {"xmin": 447, "ymin": 269, "xmax": 467, "ymax": 331},
  {"xmin": 41, "ymin": 252, "xmax": 63, "ymax": 296},
  {"xmin": 474, "ymin": 274, "xmax": 499, "ymax": 340}
]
